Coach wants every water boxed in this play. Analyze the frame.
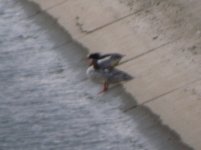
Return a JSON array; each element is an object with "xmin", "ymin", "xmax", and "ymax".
[{"xmin": 0, "ymin": 0, "xmax": 193, "ymax": 150}]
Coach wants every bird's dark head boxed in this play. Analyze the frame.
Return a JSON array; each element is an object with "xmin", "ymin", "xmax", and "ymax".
[
  {"xmin": 87, "ymin": 53, "xmax": 101, "ymax": 60},
  {"xmin": 86, "ymin": 53, "xmax": 101, "ymax": 66}
]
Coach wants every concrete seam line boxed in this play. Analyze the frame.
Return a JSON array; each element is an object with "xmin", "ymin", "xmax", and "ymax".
[
  {"xmin": 44, "ymin": 0, "xmax": 68, "ymax": 12},
  {"xmin": 141, "ymin": 77, "xmax": 201, "ymax": 105},
  {"xmin": 124, "ymin": 77, "xmax": 201, "ymax": 113},
  {"xmin": 123, "ymin": 105, "xmax": 138, "ymax": 112},
  {"xmin": 26, "ymin": 10, "xmax": 42, "ymax": 20},
  {"xmin": 118, "ymin": 37, "xmax": 182, "ymax": 66},
  {"xmin": 123, "ymin": 75, "xmax": 201, "ymax": 113},
  {"xmin": 80, "ymin": 8, "xmax": 149, "ymax": 34}
]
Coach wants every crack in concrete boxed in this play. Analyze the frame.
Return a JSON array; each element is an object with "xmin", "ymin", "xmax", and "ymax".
[{"xmin": 75, "ymin": 16, "xmax": 89, "ymax": 34}]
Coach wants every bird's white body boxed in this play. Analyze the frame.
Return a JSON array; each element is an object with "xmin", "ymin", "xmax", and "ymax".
[{"xmin": 86, "ymin": 66, "xmax": 133, "ymax": 84}]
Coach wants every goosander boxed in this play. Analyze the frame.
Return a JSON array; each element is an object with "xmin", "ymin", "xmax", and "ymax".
[{"xmin": 86, "ymin": 57, "xmax": 133, "ymax": 93}]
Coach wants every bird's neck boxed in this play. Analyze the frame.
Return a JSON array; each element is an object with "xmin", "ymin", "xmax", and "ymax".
[{"xmin": 92, "ymin": 60, "xmax": 100, "ymax": 69}]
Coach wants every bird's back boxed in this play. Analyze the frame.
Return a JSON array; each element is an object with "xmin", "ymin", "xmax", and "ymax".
[{"xmin": 98, "ymin": 53, "xmax": 124, "ymax": 69}]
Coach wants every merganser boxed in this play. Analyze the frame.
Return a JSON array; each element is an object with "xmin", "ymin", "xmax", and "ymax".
[{"xmin": 86, "ymin": 57, "xmax": 133, "ymax": 93}]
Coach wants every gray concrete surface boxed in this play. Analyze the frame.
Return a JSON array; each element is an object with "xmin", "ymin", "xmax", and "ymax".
[{"xmin": 0, "ymin": 0, "xmax": 194, "ymax": 150}]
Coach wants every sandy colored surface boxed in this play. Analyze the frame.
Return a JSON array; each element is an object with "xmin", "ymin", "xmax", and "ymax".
[{"xmin": 28, "ymin": 0, "xmax": 201, "ymax": 149}]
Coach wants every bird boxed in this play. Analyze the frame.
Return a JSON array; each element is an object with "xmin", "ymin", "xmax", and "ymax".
[
  {"xmin": 87, "ymin": 52, "xmax": 124, "ymax": 70},
  {"xmin": 86, "ymin": 55, "xmax": 133, "ymax": 93}
]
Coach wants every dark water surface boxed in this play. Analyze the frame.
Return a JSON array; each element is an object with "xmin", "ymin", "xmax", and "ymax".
[{"xmin": 0, "ymin": 0, "xmax": 193, "ymax": 150}]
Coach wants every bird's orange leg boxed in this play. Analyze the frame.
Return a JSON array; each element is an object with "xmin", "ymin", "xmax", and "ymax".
[{"xmin": 98, "ymin": 81, "xmax": 109, "ymax": 94}]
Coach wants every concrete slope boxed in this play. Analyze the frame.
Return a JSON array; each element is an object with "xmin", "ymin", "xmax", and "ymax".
[{"xmin": 29, "ymin": 0, "xmax": 201, "ymax": 149}]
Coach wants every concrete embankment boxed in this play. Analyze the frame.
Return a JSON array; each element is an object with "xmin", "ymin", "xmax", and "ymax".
[{"xmin": 28, "ymin": 0, "xmax": 201, "ymax": 149}]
